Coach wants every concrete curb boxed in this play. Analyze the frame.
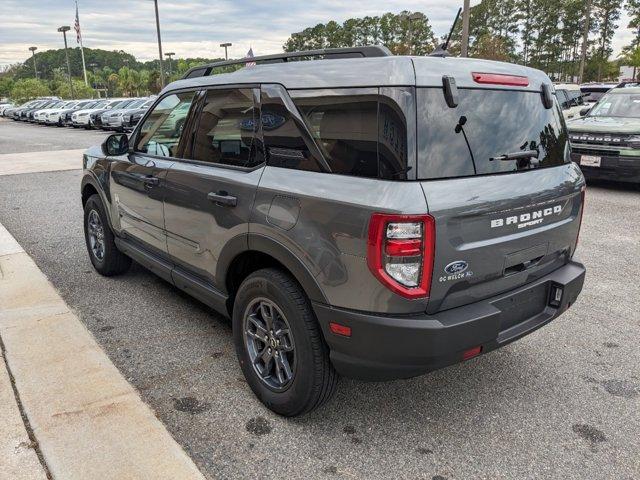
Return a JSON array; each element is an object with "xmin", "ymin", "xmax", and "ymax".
[
  {"xmin": 0, "ymin": 149, "xmax": 84, "ymax": 176},
  {"xmin": 0, "ymin": 222, "xmax": 206, "ymax": 480}
]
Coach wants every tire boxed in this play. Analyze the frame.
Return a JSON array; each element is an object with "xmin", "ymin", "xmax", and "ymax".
[
  {"xmin": 83, "ymin": 194, "xmax": 131, "ymax": 276},
  {"xmin": 233, "ymin": 268, "xmax": 338, "ymax": 416}
]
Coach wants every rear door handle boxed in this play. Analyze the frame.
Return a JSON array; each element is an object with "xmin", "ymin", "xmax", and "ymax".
[
  {"xmin": 143, "ymin": 176, "xmax": 160, "ymax": 186},
  {"xmin": 207, "ymin": 191, "xmax": 237, "ymax": 207}
]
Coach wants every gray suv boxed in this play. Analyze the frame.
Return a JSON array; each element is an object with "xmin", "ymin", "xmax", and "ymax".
[{"xmin": 81, "ymin": 46, "xmax": 586, "ymax": 416}]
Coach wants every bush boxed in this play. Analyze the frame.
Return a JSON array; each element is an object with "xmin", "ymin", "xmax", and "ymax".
[
  {"xmin": 55, "ymin": 79, "xmax": 97, "ymax": 100},
  {"xmin": 10, "ymin": 78, "xmax": 51, "ymax": 103}
]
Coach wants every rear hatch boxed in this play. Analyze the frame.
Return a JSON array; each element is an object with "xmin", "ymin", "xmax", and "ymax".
[{"xmin": 416, "ymin": 82, "xmax": 585, "ymax": 314}]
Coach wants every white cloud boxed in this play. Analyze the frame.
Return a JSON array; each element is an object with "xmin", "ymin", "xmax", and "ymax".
[{"xmin": 0, "ymin": 0, "xmax": 635, "ymax": 67}]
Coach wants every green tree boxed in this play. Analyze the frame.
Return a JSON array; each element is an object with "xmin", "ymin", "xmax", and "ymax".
[
  {"xmin": 593, "ymin": 0, "xmax": 622, "ymax": 81},
  {"xmin": 10, "ymin": 78, "xmax": 51, "ymax": 103},
  {"xmin": 55, "ymin": 79, "xmax": 96, "ymax": 99}
]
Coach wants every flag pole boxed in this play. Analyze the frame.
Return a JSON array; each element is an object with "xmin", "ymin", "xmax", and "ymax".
[{"xmin": 76, "ymin": 0, "xmax": 89, "ymax": 86}]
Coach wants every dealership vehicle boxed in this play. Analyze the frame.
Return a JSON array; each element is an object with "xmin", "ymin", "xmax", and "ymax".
[
  {"xmin": 33, "ymin": 100, "xmax": 74, "ymax": 123},
  {"xmin": 0, "ymin": 103, "xmax": 15, "ymax": 115},
  {"xmin": 580, "ymin": 83, "xmax": 615, "ymax": 109},
  {"xmin": 568, "ymin": 86, "xmax": 640, "ymax": 184},
  {"xmin": 85, "ymin": 98, "xmax": 128, "ymax": 129},
  {"xmin": 101, "ymin": 98, "xmax": 149, "ymax": 131},
  {"xmin": 555, "ymin": 83, "xmax": 586, "ymax": 120},
  {"xmin": 122, "ymin": 99, "xmax": 155, "ymax": 132},
  {"xmin": 72, "ymin": 99, "xmax": 118, "ymax": 128},
  {"xmin": 59, "ymin": 100, "xmax": 98, "ymax": 126},
  {"xmin": 81, "ymin": 47, "xmax": 586, "ymax": 416},
  {"xmin": 12, "ymin": 99, "xmax": 48, "ymax": 120}
]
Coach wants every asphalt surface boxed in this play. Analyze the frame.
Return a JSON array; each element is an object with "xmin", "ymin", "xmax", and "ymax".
[
  {"xmin": 0, "ymin": 117, "xmax": 107, "ymax": 153},
  {"xmin": 1, "ymin": 122, "xmax": 639, "ymax": 479}
]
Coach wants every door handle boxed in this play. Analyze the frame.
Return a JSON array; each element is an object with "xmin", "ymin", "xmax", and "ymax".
[
  {"xmin": 143, "ymin": 176, "xmax": 160, "ymax": 186},
  {"xmin": 207, "ymin": 191, "xmax": 237, "ymax": 207}
]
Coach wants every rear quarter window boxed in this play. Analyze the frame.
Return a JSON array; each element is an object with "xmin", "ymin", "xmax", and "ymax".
[
  {"xmin": 416, "ymin": 88, "xmax": 568, "ymax": 180},
  {"xmin": 289, "ymin": 88, "xmax": 411, "ymax": 179}
]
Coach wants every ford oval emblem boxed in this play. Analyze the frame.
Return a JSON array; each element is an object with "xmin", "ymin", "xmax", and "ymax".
[{"xmin": 445, "ymin": 261, "xmax": 468, "ymax": 275}]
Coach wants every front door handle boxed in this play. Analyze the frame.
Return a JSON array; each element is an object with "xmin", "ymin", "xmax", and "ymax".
[
  {"xmin": 143, "ymin": 176, "xmax": 160, "ymax": 187},
  {"xmin": 207, "ymin": 191, "xmax": 237, "ymax": 207}
]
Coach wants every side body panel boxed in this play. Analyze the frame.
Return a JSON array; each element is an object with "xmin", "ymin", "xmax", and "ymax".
[{"xmin": 251, "ymin": 166, "xmax": 430, "ymax": 314}]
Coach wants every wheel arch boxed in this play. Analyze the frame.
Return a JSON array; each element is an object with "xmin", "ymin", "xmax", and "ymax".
[{"xmin": 219, "ymin": 234, "xmax": 328, "ymax": 317}]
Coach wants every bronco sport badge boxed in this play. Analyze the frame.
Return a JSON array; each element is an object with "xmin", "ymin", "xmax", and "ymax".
[{"xmin": 491, "ymin": 204, "xmax": 562, "ymax": 230}]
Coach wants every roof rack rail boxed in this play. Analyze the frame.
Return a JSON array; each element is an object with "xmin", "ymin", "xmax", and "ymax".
[{"xmin": 182, "ymin": 45, "xmax": 392, "ymax": 79}]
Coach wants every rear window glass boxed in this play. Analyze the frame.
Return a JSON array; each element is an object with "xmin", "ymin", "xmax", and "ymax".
[
  {"xmin": 417, "ymin": 88, "xmax": 568, "ymax": 180},
  {"xmin": 290, "ymin": 89, "xmax": 409, "ymax": 179}
]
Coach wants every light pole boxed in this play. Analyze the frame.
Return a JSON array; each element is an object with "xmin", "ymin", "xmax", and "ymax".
[
  {"xmin": 405, "ymin": 13, "xmax": 423, "ymax": 55},
  {"xmin": 220, "ymin": 42, "xmax": 232, "ymax": 60},
  {"xmin": 153, "ymin": 0, "xmax": 166, "ymax": 88},
  {"xmin": 57, "ymin": 26, "xmax": 75, "ymax": 98},
  {"xmin": 165, "ymin": 52, "xmax": 175, "ymax": 75},
  {"xmin": 28, "ymin": 46, "xmax": 38, "ymax": 78},
  {"xmin": 461, "ymin": 0, "xmax": 471, "ymax": 57}
]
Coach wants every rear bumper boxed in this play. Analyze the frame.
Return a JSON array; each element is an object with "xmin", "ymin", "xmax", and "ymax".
[{"xmin": 314, "ymin": 260, "xmax": 585, "ymax": 381}]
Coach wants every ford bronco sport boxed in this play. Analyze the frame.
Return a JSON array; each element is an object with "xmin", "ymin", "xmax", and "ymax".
[
  {"xmin": 568, "ymin": 86, "xmax": 640, "ymax": 184},
  {"xmin": 81, "ymin": 46, "xmax": 586, "ymax": 416}
]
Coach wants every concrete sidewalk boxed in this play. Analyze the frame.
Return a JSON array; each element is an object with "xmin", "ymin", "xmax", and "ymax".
[
  {"xmin": 0, "ymin": 222, "xmax": 206, "ymax": 480},
  {"xmin": 0, "ymin": 149, "xmax": 84, "ymax": 176}
]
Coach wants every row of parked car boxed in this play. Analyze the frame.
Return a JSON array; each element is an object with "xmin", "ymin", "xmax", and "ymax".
[{"xmin": 0, "ymin": 96, "xmax": 155, "ymax": 132}]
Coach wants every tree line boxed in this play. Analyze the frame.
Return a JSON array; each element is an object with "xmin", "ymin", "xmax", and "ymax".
[
  {"xmin": 284, "ymin": 1, "xmax": 640, "ymax": 82},
  {"xmin": 0, "ymin": 47, "xmax": 222, "ymax": 102}
]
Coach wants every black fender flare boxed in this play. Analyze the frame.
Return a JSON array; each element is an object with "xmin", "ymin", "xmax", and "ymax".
[
  {"xmin": 216, "ymin": 233, "xmax": 327, "ymax": 304},
  {"xmin": 81, "ymin": 171, "xmax": 114, "ymax": 231}
]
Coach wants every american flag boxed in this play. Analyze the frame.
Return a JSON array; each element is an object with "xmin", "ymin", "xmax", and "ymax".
[
  {"xmin": 245, "ymin": 47, "xmax": 256, "ymax": 67},
  {"xmin": 74, "ymin": 1, "xmax": 82, "ymax": 44}
]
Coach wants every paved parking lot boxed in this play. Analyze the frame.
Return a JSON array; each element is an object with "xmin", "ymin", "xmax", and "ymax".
[{"xmin": 1, "ymin": 120, "xmax": 639, "ymax": 479}]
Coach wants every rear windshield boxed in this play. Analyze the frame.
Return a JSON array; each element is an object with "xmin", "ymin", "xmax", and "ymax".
[{"xmin": 416, "ymin": 88, "xmax": 568, "ymax": 180}]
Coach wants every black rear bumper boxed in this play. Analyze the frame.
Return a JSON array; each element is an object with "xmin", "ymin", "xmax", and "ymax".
[{"xmin": 313, "ymin": 260, "xmax": 585, "ymax": 381}]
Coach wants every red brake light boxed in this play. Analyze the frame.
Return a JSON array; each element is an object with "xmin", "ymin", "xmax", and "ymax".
[
  {"xmin": 462, "ymin": 346, "xmax": 482, "ymax": 361},
  {"xmin": 367, "ymin": 213, "xmax": 435, "ymax": 299},
  {"xmin": 472, "ymin": 72, "xmax": 529, "ymax": 87}
]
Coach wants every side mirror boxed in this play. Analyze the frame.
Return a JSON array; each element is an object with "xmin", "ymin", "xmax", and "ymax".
[
  {"xmin": 579, "ymin": 107, "xmax": 590, "ymax": 117},
  {"xmin": 102, "ymin": 133, "xmax": 129, "ymax": 156}
]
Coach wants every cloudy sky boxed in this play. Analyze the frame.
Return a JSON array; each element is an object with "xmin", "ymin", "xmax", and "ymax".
[{"xmin": 0, "ymin": 0, "xmax": 635, "ymax": 67}]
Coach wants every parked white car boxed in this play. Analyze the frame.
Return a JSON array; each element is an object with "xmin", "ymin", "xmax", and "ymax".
[
  {"xmin": 554, "ymin": 84, "xmax": 586, "ymax": 121},
  {"xmin": 34, "ymin": 100, "xmax": 76, "ymax": 123},
  {"xmin": 71, "ymin": 99, "xmax": 123, "ymax": 128}
]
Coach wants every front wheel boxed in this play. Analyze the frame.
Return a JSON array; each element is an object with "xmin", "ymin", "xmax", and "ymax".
[
  {"xmin": 233, "ymin": 268, "xmax": 338, "ymax": 416},
  {"xmin": 83, "ymin": 194, "xmax": 131, "ymax": 276}
]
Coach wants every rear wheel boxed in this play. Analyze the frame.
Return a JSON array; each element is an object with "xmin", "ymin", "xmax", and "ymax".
[
  {"xmin": 83, "ymin": 194, "xmax": 131, "ymax": 276},
  {"xmin": 233, "ymin": 268, "xmax": 338, "ymax": 416}
]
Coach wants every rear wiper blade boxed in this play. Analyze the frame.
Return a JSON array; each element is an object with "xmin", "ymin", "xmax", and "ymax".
[{"xmin": 489, "ymin": 150, "xmax": 539, "ymax": 162}]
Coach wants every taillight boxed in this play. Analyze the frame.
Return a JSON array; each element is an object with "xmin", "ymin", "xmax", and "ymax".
[
  {"xmin": 472, "ymin": 72, "xmax": 529, "ymax": 87},
  {"xmin": 367, "ymin": 214, "xmax": 435, "ymax": 299}
]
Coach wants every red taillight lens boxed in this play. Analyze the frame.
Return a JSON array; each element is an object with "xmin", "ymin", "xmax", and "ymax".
[
  {"xmin": 367, "ymin": 213, "xmax": 435, "ymax": 299},
  {"xmin": 472, "ymin": 72, "xmax": 529, "ymax": 87}
]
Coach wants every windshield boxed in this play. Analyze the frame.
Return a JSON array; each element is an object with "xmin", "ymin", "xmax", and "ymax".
[
  {"xmin": 126, "ymin": 99, "xmax": 146, "ymax": 109},
  {"xmin": 92, "ymin": 101, "xmax": 108, "ymax": 109},
  {"xmin": 581, "ymin": 90, "xmax": 608, "ymax": 103},
  {"xmin": 417, "ymin": 88, "xmax": 568, "ymax": 179},
  {"xmin": 589, "ymin": 92, "xmax": 640, "ymax": 118}
]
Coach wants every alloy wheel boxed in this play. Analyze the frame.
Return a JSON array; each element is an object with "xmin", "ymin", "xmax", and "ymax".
[{"xmin": 243, "ymin": 298, "xmax": 296, "ymax": 391}]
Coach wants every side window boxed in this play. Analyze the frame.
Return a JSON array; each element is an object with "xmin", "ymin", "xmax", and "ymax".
[
  {"xmin": 189, "ymin": 88, "xmax": 260, "ymax": 167},
  {"xmin": 136, "ymin": 92, "xmax": 195, "ymax": 157},
  {"xmin": 260, "ymin": 84, "xmax": 325, "ymax": 173},
  {"xmin": 556, "ymin": 90, "xmax": 569, "ymax": 109},
  {"xmin": 290, "ymin": 88, "xmax": 409, "ymax": 179}
]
